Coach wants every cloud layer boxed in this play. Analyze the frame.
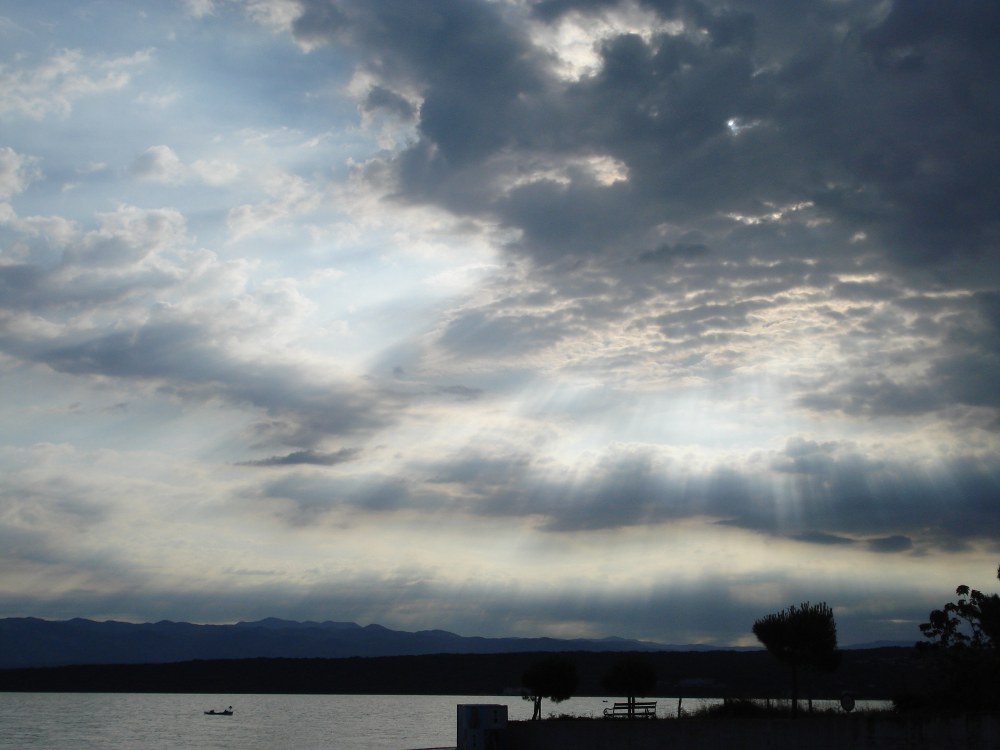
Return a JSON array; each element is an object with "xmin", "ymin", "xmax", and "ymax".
[{"xmin": 0, "ymin": 0, "xmax": 998, "ymax": 646}]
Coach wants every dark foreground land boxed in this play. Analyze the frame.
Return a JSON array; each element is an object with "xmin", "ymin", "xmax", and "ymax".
[
  {"xmin": 0, "ymin": 647, "xmax": 915, "ymax": 698},
  {"xmin": 506, "ymin": 714, "xmax": 1000, "ymax": 750}
]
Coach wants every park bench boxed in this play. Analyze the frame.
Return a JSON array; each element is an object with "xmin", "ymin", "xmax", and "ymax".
[{"xmin": 603, "ymin": 701, "xmax": 657, "ymax": 718}]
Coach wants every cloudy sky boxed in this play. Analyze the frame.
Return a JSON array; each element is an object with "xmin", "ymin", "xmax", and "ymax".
[{"xmin": 1, "ymin": 0, "xmax": 998, "ymax": 647}]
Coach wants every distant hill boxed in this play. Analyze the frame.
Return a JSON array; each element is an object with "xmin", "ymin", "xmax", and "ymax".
[
  {"xmin": 0, "ymin": 647, "xmax": 919, "ymax": 699},
  {"xmin": 0, "ymin": 617, "xmax": 758, "ymax": 669},
  {"xmin": 0, "ymin": 617, "xmax": 911, "ymax": 669}
]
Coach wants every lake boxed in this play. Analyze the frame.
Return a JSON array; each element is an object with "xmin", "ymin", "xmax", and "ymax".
[{"xmin": 0, "ymin": 693, "xmax": 888, "ymax": 749}]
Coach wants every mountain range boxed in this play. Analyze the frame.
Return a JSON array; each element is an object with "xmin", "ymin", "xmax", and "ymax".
[{"xmin": 0, "ymin": 617, "xmax": 907, "ymax": 670}]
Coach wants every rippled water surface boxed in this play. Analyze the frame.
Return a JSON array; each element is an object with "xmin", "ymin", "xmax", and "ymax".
[
  {"xmin": 0, "ymin": 693, "xmax": 887, "ymax": 749},
  {"xmin": 0, "ymin": 693, "xmax": 530, "ymax": 750}
]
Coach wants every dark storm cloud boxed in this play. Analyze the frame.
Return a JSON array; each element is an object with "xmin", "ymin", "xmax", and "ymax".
[
  {"xmin": 430, "ymin": 452, "xmax": 533, "ymax": 487},
  {"xmin": 788, "ymin": 531, "xmax": 856, "ymax": 547},
  {"xmin": 439, "ymin": 306, "xmax": 575, "ymax": 357},
  {"xmin": 297, "ymin": 0, "xmax": 551, "ymax": 165},
  {"xmin": 436, "ymin": 385, "xmax": 484, "ymax": 401},
  {"xmin": 798, "ymin": 290, "xmax": 1000, "ymax": 418},
  {"xmin": 1, "ymin": 565, "xmax": 937, "ymax": 646},
  {"xmin": 763, "ymin": 439, "xmax": 1000, "ymax": 547},
  {"xmin": 0, "ymin": 480, "xmax": 117, "ymax": 570},
  {"xmin": 361, "ymin": 85, "xmax": 415, "ymax": 120},
  {"xmin": 868, "ymin": 535, "xmax": 913, "ymax": 554},
  {"xmin": 0, "ymin": 526, "xmax": 59, "ymax": 565},
  {"xmin": 380, "ymin": 447, "xmax": 717, "ymax": 531},
  {"xmin": 291, "ymin": 0, "xmax": 1000, "ymax": 431},
  {"xmin": 0, "ymin": 470, "xmax": 140, "ymax": 586},
  {"xmin": 650, "ymin": 296, "xmax": 772, "ymax": 338},
  {"xmin": 295, "ymin": 0, "xmax": 1000, "ymax": 288},
  {"xmin": 0, "ymin": 246, "xmax": 181, "ymax": 315},
  {"xmin": 420, "ymin": 438, "xmax": 1000, "ymax": 551},
  {"xmin": 471, "ymin": 572, "xmax": 937, "ymax": 646},
  {"xmin": 0, "ymin": 212, "xmax": 396, "ymax": 451},
  {"xmin": 25, "ymin": 321, "xmax": 389, "ymax": 446},
  {"xmin": 852, "ymin": 0, "xmax": 1000, "ymax": 260},
  {"xmin": 257, "ymin": 472, "xmax": 421, "ymax": 525},
  {"xmin": 798, "ymin": 373, "xmax": 943, "ymax": 418},
  {"xmin": 0, "ymin": 264, "xmax": 48, "ymax": 310},
  {"xmin": 239, "ymin": 448, "xmax": 361, "ymax": 467},
  {"xmin": 638, "ymin": 242, "xmax": 709, "ymax": 264},
  {"xmin": 274, "ymin": 0, "xmax": 1000, "ymax": 561}
]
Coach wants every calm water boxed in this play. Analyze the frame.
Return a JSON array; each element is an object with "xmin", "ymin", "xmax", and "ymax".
[{"xmin": 0, "ymin": 693, "xmax": 888, "ymax": 749}]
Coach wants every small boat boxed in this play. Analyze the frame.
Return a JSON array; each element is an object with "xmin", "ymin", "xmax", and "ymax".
[{"xmin": 205, "ymin": 706, "xmax": 234, "ymax": 716}]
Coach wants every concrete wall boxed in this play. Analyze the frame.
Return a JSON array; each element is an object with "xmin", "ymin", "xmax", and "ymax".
[{"xmin": 506, "ymin": 715, "xmax": 1000, "ymax": 750}]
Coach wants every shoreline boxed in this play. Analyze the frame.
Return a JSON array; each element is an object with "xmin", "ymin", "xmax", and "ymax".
[{"xmin": 0, "ymin": 647, "xmax": 915, "ymax": 699}]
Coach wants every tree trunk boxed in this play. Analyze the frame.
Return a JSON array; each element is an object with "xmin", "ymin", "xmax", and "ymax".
[{"xmin": 791, "ymin": 663, "xmax": 799, "ymax": 717}]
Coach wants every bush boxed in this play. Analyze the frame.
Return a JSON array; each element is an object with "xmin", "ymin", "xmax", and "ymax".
[{"xmin": 689, "ymin": 698, "xmax": 791, "ymax": 718}]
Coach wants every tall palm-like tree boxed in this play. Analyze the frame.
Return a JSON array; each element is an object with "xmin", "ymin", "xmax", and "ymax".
[{"xmin": 752, "ymin": 601, "xmax": 839, "ymax": 716}]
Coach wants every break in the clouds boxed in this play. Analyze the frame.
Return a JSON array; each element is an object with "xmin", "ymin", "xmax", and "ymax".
[{"xmin": 1, "ymin": 0, "xmax": 998, "ymax": 647}]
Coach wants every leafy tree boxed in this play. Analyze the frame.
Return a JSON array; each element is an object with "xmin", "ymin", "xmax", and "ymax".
[
  {"xmin": 920, "ymin": 565, "xmax": 1000, "ymax": 653},
  {"xmin": 520, "ymin": 655, "xmax": 578, "ymax": 720},
  {"xmin": 752, "ymin": 601, "xmax": 839, "ymax": 716},
  {"xmin": 602, "ymin": 655, "xmax": 656, "ymax": 718},
  {"xmin": 906, "ymin": 564, "xmax": 1000, "ymax": 713}
]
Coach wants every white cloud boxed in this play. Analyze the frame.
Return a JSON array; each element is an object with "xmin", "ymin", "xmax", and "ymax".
[
  {"xmin": 0, "ymin": 147, "xmax": 40, "ymax": 199},
  {"xmin": 226, "ymin": 170, "xmax": 322, "ymax": 241},
  {"xmin": 181, "ymin": 0, "xmax": 218, "ymax": 18},
  {"xmin": 136, "ymin": 88, "xmax": 181, "ymax": 109},
  {"xmin": 3, "ymin": 213, "xmax": 78, "ymax": 248},
  {"xmin": 132, "ymin": 145, "xmax": 187, "ymax": 185},
  {"xmin": 62, "ymin": 204, "xmax": 189, "ymax": 268},
  {"xmin": 2, "ymin": 0, "xmax": 999, "ymax": 646},
  {"xmin": 132, "ymin": 145, "xmax": 241, "ymax": 186},
  {"xmin": 190, "ymin": 158, "xmax": 242, "ymax": 186},
  {"xmin": 0, "ymin": 48, "xmax": 153, "ymax": 120},
  {"xmin": 243, "ymin": 0, "xmax": 303, "ymax": 36}
]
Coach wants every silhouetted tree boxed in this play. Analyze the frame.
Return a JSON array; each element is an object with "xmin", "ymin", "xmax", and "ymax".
[
  {"xmin": 752, "ymin": 601, "xmax": 839, "ymax": 716},
  {"xmin": 906, "ymin": 564, "xmax": 1000, "ymax": 713},
  {"xmin": 602, "ymin": 655, "xmax": 656, "ymax": 718},
  {"xmin": 920, "ymin": 564, "xmax": 1000, "ymax": 653},
  {"xmin": 520, "ymin": 655, "xmax": 578, "ymax": 720}
]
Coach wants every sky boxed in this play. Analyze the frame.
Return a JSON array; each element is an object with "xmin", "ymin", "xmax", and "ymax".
[{"xmin": 1, "ymin": 0, "xmax": 998, "ymax": 648}]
